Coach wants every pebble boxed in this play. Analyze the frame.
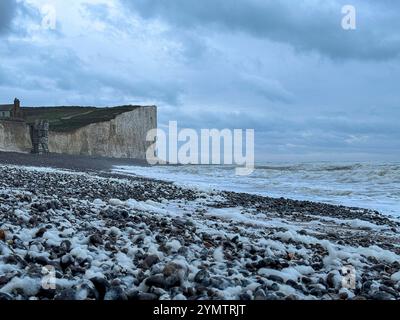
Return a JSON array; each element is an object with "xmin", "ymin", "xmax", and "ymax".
[
  {"xmin": 163, "ymin": 262, "xmax": 187, "ymax": 279},
  {"xmin": 137, "ymin": 292, "xmax": 159, "ymax": 301},
  {"xmin": 254, "ymin": 289, "xmax": 267, "ymax": 300},
  {"xmin": 0, "ymin": 293, "xmax": 13, "ymax": 300},
  {"xmin": 143, "ymin": 255, "xmax": 160, "ymax": 269},
  {"xmin": 267, "ymin": 275, "xmax": 284, "ymax": 284},
  {"xmin": 89, "ymin": 234, "xmax": 103, "ymax": 246},
  {"xmin": 35, "ymin": 228, "xmax": 47, "ymax": 238},
  {"xmin": 371, "ymin": 291, "xmax": 395, "ymax": 300},
  {"xmin": 0, "ymin": 229, "xmax": 6, "ymax": 241},
  {"xmin": 145, "ymin": 275, "xmax": 168, "ymax": 288},
  {"xmin": 60, "ymin": 240, "xmax": 72, "ymax": 253},
  {"xmin": 0, "ymin": 166, "xmax": 399, "ymax": 301},
  {"xmin": 90, "ymin": 277, "xmax": 110, "ymax": 300},
  {"xmin": 194, "ymin": 270, "xmax": 211, "ymax": 286},
  {"xmin": 54, "ymin": 289, "xmax": 77, "ymax": 300},
  {"xmin": 104, "ymin": 286, "xmax": 128, "ymax": 301}
]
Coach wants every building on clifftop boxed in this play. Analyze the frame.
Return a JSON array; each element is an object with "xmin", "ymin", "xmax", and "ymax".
[{"xmin": 0, "ymin": 98, "xmax": 23, "ymax": 119}]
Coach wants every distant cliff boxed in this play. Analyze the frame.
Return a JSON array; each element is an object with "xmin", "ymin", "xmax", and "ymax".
[
  {"xmin": 49, "ymin": 107, "xmax": 156, "ymax": 159},
  {"xmin": 0, "ymin": 120, "xmax": 31, "ymax": 153},
  {"xmin": 0, "ymin": 106, "xmax": 156, "ymax": 160}
]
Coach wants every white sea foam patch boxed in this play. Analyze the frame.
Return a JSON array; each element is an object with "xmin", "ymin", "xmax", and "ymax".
[
  {"xmin": 5, "ymin": 165, "xmax": 78, "ymax": 175},
  {"xmin": 113, "ymin": 162, "xmax": 400, "ymax": 216},
  {"xmin": 204, "ymin": 207, "xmax": 292, "ymax": 229}
]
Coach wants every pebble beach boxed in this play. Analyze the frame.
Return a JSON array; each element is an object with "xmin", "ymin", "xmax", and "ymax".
[{"xmin": 0, "ymin": 153, "xmax": 399, "ymax": 300}]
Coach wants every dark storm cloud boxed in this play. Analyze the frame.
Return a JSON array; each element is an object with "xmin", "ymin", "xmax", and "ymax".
[
  {"xmin": 1, "ymin": 0, "xmax": 399, "ymax": 161},
  {"xmin": 0, "ymin": 39, "xmax": 182, "ymax": 106},
  {"xmin": 0, "ymin": 0, "xmax": 42, "ymax": 37},
  {"xmin": 0, "ymin": 0, "xmax": 17, "ymax": 35},
  {"xmin": 122, "ymin": 0, "xmax": 400, "ymax": 60}
]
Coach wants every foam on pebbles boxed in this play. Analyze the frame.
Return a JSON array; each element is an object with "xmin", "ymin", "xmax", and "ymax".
[{"xmin": 0, "ymin": 165, "xmax": 399, "ymax": 300}]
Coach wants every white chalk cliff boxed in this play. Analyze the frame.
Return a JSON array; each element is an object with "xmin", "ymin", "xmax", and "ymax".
[{"xmin": 0, "ymin": 106, "xmax": 156, "ymax": 159}]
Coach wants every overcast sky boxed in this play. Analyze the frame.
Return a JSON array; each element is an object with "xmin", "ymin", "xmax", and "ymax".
[{"xmin": 1, "ymin": 0, "xmax": 399, "ymax": 162}]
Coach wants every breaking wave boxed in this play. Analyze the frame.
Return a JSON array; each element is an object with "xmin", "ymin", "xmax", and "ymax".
[{"xmin": 114, "ymin": 162, "xmax": 400, "ymax": 217}]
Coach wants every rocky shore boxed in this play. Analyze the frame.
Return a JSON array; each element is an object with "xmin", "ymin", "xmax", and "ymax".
[{"xmin": 0, "ymin": 165, "xmax": 399, "ymax": 300}]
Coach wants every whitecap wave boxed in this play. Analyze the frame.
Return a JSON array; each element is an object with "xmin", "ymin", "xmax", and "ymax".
[{"xmin": 113, "ymin": 162, "xmax": 400, "ymax": 216}]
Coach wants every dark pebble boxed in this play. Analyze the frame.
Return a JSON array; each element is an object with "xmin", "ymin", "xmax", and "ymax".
[
  {"xmin": 89, "ymin": 234, "xmax": 103, "ymax": 246},
  {"xmin": 104, "ymin": 286, "xmax": 128, "ymax": 301},
  {"xmin": 371, "ymin": 291, "xmax": 394, "ymax": 300},
  {"xmin": 90, "ymin": 277, "xmax": 110, "ymax": 300},
  {"xmin": 143, "ymin": 255, "xmax": 159, "ymax": 269},
  {"xmin": 54, "ymin": 288, "xmax": 77, "ymax": 300},
  {"xmin": 137, "ymin": 292, "xmax": 159, "ymax": 301},
  {"xmin": 145, "ymin": 275, "xmax": 167, "ymax": 288},
  {"xmin": 267, "ymin": 275, "xmax": 284, "ymax": 283},
  {"xmin": 194, "ymin": 270, "xmax": 211, "ymax": 286},
  {"xmin": 0, "ymin": 293, "xmax": 13, "ymax": 300}
]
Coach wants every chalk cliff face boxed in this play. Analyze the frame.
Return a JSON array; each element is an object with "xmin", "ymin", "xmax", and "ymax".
[
  {"xmin": 49, "ymin": 107, "xmax": 157, "ymax": 159},
  {"xmin": 0, "ymin": 120, "xmax": 31, "ymax": 153},
  {"xmin": 0, "ymin": 106, "xmax": 157, "ymax": 160}
]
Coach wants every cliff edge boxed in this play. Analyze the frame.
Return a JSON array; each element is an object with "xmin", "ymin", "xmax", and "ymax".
[{"xmin": 0, "ymin": 105, "xmax": 156, "ymax": 160}]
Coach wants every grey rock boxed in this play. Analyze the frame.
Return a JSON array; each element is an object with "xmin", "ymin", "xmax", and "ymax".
[
  {"xmin": 0, "ymin": 275, "xmax": 11, "ymax": 286},
  {"xmin": 352, "ymin": 295, "xmax": 367, "ymax": 300},
  {"xmin": 326, "ymin": 272, "xmax": 338, "ymax": 289},
  {"xmin": 371, "ymin": 291, "xmax": 395, "ymax": 300},
  {"xmin": 301, "ymin": 276, "xmax": 312, "ymax": 284},
  {"xmin": 163, "ymin": 262, "xmax": 187, "ymax": 278},
  {"xmin": 90, "ymin": 277, "xmax": 110, "ymax": 300},
  {"xmin": 55, "ymin": 288, "xmax": 77, "ymax": 300},
  {"xmin": 309, "ymin": 288, "xmax": 323, "ymax": 297},
  {"xmin": 35, "ymin": 227, "xmax": 47, "ymax": 238},
  {"xmin": 165, "ymin": 274, "xmax": 181, "ymax": 288},
  {"xmin": 89, "ymin": 234, "xmax": 103, "ymax": 246},
  {"xmin": 145, "ymin": 275, "xmax": 167, "ymax": 288},
  {"xmin": 194, "ymin": 270, "xmax": 211, "ymax": 286},
  {"xmin": 269, "ymin": 283, "xmax": 280, "ymax": 291},
  {"xmin": 254, "ymin": 289, "xmax": 266, "ymax": 300},
  {"xmin": 60, "ymin": 254, "xmax": 74, "ymax": 270},
  {"xmin": 286, "ymin": 279, "xmax": 303, "ymax": 290},
  {"xmin": 265, "ymin": 293, "xmax": 279, "ymax": 300},
  {"xmin": 143, "ymin": 255, "xmax": 159, "ymax": 269},
  {"xmin": 104, "ymin": 286, "xmax": 128, "ymax": 301},
  {"xmin": 239, "ymin": 293, "xmax": 251, "ymax": 300},
  {"xmin": 362, "ymin": 280, "xmax": 373, "ymax": 292},
  {"xmin": 137, "ymin": 292, "xmax": 159, "ymax": 300},
  {"xmin": 60, "ymin": 240, "xmax": 72, "ymax": 252},
  {"xmin": 267, "ymin": 275, "xmax": 284, "ymax": 283},
  {"xmin": 0, "ymin": 293, "xmax": 13, "ymax": 300},
  {"xmin": 380, "ymin": 285, "xmax": 398, "ymax": 297},
  {"xmin": 37, "ymin": 287, "xmax": 57, "ymax": 299}
]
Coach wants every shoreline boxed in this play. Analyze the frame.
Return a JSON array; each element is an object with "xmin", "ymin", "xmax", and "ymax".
[
  {"xmin": 2, "ymin": 151, "xmax": 396, "ymax": 219},
  {"xmin": 0, "ymin": 151, "xmax": 149, "ymax": 173},
  {"xmin": 0, "ymin": 153, "xmax": 399, "ymax": 300}
]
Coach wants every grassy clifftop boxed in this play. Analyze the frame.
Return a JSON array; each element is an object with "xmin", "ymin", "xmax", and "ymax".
[{"xmin": 22, "ymin": 105, "xmax": 144, "ymax": 132}]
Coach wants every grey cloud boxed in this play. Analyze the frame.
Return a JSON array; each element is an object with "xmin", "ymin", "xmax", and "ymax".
[
  {"xmin": 239, "ymin": 74, "xmax": 293, "ymax": 103},
  {"xmin": 0, "ymin": 40, "xmax": 183, "ymax": 107},
  {"xmin": 157, "ymin": 104, "xmax": 400, "ymax": 161},
  {"xmin": 0, "ymin": 0, "xmax": 17, "ymax": 35},
  {"xmin": 122, "ymin": 0, "xmax": 400, "ymax": 60},
  {"xmin": 0, "ymin": 0, "xmax": 43, "ymax": 37},
  {"xmin": 1, "ymin": 0, "xmax": 399, "ymax": 161}
]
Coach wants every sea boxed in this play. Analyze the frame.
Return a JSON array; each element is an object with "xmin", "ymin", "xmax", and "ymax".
[{"xmin": 113, "ymin": 162, "xmax": 400, "ymax": 217}]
